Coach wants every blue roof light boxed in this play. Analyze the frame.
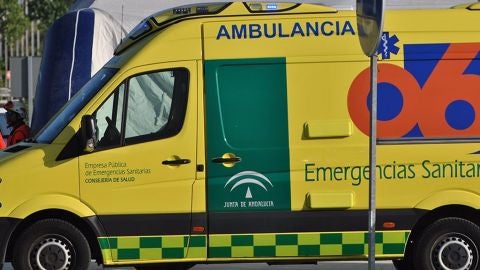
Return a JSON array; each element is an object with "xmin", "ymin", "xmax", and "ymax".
[
  {"xmin": 130, "ymin": 20, "xmax": 151, "ymax": 39},
  {"xmin": 266, "ymin": 3, "xmax": 278, "ymax": 10}
]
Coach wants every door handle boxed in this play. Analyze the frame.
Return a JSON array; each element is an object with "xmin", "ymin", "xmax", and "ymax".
[
  {"xmin": 162, "ymin": 159, "xmax": 191, "ymax": 166},
  {"xmin": 212, "ymin": 157, "xmax": 241, "ymax": 163},
  {"xmin": 212, "ymin": 153, "xmax": 241, "ymax": 168}
]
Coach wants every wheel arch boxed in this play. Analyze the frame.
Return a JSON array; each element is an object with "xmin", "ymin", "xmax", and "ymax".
[
  {"xmin": 6, "ymin": 202, "xmax": 105, "ymax": 264},
  {"xmin": 403, "ymin": 204, "xmax": 480, "ymax": 267},
  {"xmin": 414, "ymin": 190, "xmax": 480, "ymax": 210},
  {"xmin": 8, "ymin": 194, "xmax": 96, "ymax": 219}
]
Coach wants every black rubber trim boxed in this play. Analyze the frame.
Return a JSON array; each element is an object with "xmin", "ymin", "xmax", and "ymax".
[
  {"xmin": 84, "ymin": 216, "xmax": 108, "ymax": 238},
  {"xmin": 94, "ymin": 209, "xmax": 425, "ymax": 236},
  {"xmin": 96, "ymin": 213, "xmax": 207, "ymax": 236},
  {"xmin": 208, "ymin": 209, "xmax": 427, "ymax": 234}
]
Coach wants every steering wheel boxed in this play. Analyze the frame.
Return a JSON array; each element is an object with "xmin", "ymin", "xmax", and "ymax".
[{"xmin": 105, "ymin": 116, "xmax": 121, "ymax": 139}]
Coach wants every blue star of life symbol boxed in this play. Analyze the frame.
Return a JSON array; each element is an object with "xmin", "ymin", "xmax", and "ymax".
[{"xmin": 378, "ymin": 32, "xmax": 400, "ymax": 60}]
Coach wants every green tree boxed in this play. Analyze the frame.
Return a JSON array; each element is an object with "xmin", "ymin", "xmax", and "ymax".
[
  {"xmin": 0, "ymin": 0, "xmax": 30, "ymax": 43},
  {"xmin": 28, "ymin": 0, "xmax": 75, "ymax": 32},
  {"xmin": 0, "ymin": 0, "xmax": 29, "ymax": 86}
]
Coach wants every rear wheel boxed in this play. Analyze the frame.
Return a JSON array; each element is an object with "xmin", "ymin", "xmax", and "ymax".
[
  {"xmin": 12, "ymin": 219, "xmax": 91, "ymax": 270},
  {"xmin": 414, "ymin": 217, "xmax": 480, "ymax": 270}
]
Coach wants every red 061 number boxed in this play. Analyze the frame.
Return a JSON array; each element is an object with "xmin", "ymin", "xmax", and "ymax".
[{"xmin": 347, "ymin": 43, "xmax": 480, "ymax": 138}]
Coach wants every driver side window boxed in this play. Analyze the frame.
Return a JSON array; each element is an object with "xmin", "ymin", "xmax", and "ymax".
[
  {"xmin": 93, "ymin": 68, "xmax": 189, "ymax": 149},
  {"xmin": 95, "ymin": 84, "xmax": 125, "ymax": 148}
]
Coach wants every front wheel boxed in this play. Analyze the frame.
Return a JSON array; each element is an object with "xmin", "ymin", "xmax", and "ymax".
[
  {"xmin": 12, "ymin": 219, "xmax": 91, "ymax": 270},
  {"xmin": 414, "ymin": 217, "xmax": 480, "ymax": 270}
]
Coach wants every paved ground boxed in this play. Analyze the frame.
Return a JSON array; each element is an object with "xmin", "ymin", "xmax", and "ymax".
[
  {"xmin": 192, "ymin": 261, "xmax": 396, "ymax": 270},
  {"xmin": 3, "ymin": 261, "xmax": 396, "ymax": 270}
]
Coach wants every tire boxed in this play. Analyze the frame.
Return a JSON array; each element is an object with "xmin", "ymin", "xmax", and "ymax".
[
  {"xmin": 12, "ymin": 219, "xmax": 91, "ymax": 270},
  {"xmin": 414, "ymin": 217, "xmax": 480, "ymax": 270}
]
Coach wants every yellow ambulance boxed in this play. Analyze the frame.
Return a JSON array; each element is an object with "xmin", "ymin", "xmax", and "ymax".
[{"xmin": 1, "ymin": 2, "xmax": 480, "ymax": 270}]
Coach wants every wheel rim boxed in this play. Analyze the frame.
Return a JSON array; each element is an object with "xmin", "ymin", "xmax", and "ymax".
[
  {"xmin": 431, "ymin": 233, "xmax": 478, "ymax": 270},
  {"xmin": 29, "ymin": 236, "xmax": 74, "ymax": 270}
]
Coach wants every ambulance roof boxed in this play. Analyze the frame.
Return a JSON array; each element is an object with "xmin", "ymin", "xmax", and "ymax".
[{"xmin": 114, "ymin": 1, "xmax": 478, "ymax": 55}]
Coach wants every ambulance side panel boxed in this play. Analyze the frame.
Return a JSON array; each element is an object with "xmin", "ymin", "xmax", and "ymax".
[{"xmin": 202, "ymin": 8, "xmax": 480, "ymax": 261}]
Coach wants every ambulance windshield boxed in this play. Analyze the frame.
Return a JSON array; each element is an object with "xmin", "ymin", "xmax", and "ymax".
[{"xmin": 34, "ymin": 68, "xmax": 118, "ymax": 144}]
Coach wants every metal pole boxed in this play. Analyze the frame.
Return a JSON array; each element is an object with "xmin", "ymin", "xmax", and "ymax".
[
  {"xmin": 368, "ymin": 54, "xmax": 378, "ymax": 270},
  {"xmin": 27, "ymin": 57, "xmax": 34, "ymax": 124},
  {"xmin": 36, "ymin": 21, "xmax": 41, "ymax": 55},
  {"xmin": 5, "ymin": 44, "xmax": 9, "ymax": 88},
  {"xmin": 31, "ymin": 22, "xmax": 34, "ymax": 56}
]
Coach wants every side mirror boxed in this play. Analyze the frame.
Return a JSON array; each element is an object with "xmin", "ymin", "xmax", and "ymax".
[{"xmin": 81, "ymin": 115, "xmax": 98, "ymax": 153}]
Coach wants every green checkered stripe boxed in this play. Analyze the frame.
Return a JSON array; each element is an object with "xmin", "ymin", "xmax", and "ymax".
[
  {"xmin": 209, "ymin": 231, "xmax": 410, "ymax": 258},
  {"xmin": 98, "ymin": 235, "xmax": 206, "ymax": 263}
]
